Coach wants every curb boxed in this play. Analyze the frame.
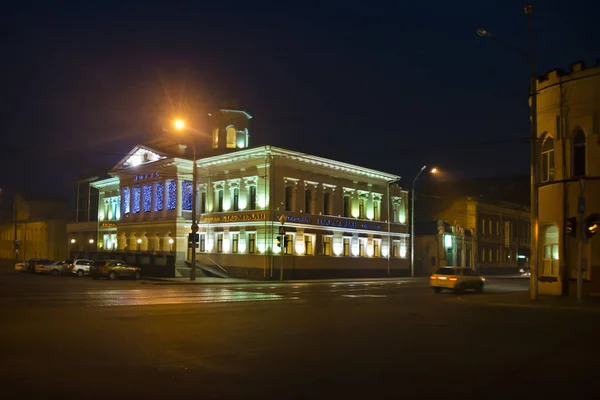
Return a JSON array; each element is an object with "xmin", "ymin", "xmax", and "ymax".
[
  {"xmin": 456, "ymin": 296, "xmax": 600, "ymax": 312},
  {"xmin": 140, "ymin": 277, "xmax": 426, "ymax": 286}
]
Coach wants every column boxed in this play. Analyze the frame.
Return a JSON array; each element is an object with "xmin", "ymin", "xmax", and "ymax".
[
  {"xmin": 162, "ymin": 179, "xmax": 168, "ymax": 218},
  {"xmin": 176, "ymin": 179, "xmax": 183, "ymax": 217},
  {"xmin": 352, "ymin": 189, "xmax": 359, "ymax": 218},
  {"xmin": 367, "ymin": 191, "xmax": 374, "ymax": 219}
]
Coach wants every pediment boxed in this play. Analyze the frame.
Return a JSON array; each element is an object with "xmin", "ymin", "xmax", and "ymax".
[{"xmin": 110, "ymin": 145, "xmax": 167, "ymax": 173}]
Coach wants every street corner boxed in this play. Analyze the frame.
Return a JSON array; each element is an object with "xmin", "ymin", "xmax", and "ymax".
[{"xmin": 454, "ymin": 292, "xmax": 600, "ymax": 312}]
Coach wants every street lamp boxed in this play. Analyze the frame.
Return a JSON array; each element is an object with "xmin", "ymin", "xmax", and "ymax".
[
  {"xmin": 410, "ymin": 165, "xmax": 438, "ymax": 277},
  {"xmin": 70, "ymin": 239, "xmax": 76, "ymax": 244},
  {"xmin": 168, "ymin": 238, "xmax": 174, "ymax": 254},
  {"xmin": 174, "ymin": 118, "xmax": 199, "ymax": 281},
  {"xmin": 477, "ymin": 4, "xmax": 539, "ymax": 300},
  {"xmin": 387, "ymin": 177, "xmax": 402, "ymax": 276},
  {"xmin": 137, "ymin": 238, "xmax": 142, "ymax": 252},
  {"xmin": 89, "ymin": 239, "xmax": 94, "ymax": 244}
]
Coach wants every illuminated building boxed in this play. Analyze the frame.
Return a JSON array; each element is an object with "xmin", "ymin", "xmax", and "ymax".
[
  {"xmin": 535, "ymin": 61, "xmax": 600, "ymax": 296},
  {"xmin": 85, "ymin": 109, "xmax": 410, "ymax": 279}
]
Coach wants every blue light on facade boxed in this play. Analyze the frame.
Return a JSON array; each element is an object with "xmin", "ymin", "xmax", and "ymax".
[
  {"xmin": 182, "ymin": 181, "xmax": 193, "ymax": 211},
  {"xmin": 132, "ymin": 187, "xmax": 141, "ymax": 214},
  {"xmin": 167, "ymin": 181, "xmax": 177, "ymax": 210},
  {"xmin": 143, "ymin": 185, "xmax": 152, "ymax": 212},
  {"xmin": 155, "ymin": 182, "xmax": 164, "ymax": 211},
  {"xmin": 122, "ymin": 187, "xmax": 130, "ymax": 214}
]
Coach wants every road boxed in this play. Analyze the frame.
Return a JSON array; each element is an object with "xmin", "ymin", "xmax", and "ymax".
[{"xmin": 1, "ymin": 269, "xmax": 599, "ymax": 399}]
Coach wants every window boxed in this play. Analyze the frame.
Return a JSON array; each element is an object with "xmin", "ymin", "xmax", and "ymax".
[
  {"xmin": 572, "ymin": 130, "xmax": 586, "ymax": 177},
  {"xmin": 217, "ymin": 233, "xmax": 223, "ymax": 252},
  {"xmin": 226, "ymin": 127, "xmax": 236, "ymax": 148},
  {"xmin": 249, "ymin": 186, "xmax": 257, "ymax": 210},
  {"xmin": 213, "ymin": 128, "xmax": 219, "ymax": 148},
  {"xmin": 143, "ymin": 185, "xmax": 152, "ymax": 212},
  {"xmin": 232, "ymin": 188, "xmax": 239, "ymax": 211},
  {"xmin": 393, "ymin": 241, "xmax": 399, "ymax": 258},
  {"xmin": 542, "ymin": 225, "xmax": 559, "ymax": 275},
  {"xmin": 495, "ymin": 249, "xmax": 499, "ymax": 262},
  {"xmin": 392, "ymin": 203, "xmax": 399, "ymax": 222},
  {"xmin": 232, "ymin": 234, "xmax": 239, "ymax": 253},
  {"xmin": 343, "ymin": 196, "xmax": 351, "ymax": 218},
  {"xmin": 285, "ymin": 186, "xmax": 293, "ymax": 211},
  {"xmin": 496, "ymin": 221, "xmax": 500, "ymax": 235},
  {"xmin": 488, "ymin": 220, "xmax": 492, "ymax": 235},
  {"xmin": 248, "ymin": 233, "xmax": 256, "ymax": 254},
  {"xmin": 541, "ymin": 137, "xmax": 555, "ymax": 183},
  {"xmin": 373, "ymin": 240, "xmax": 380, "ymax": 257},
  {"xmin": 324, "ymin": 192, "xmax": 331, "ymax": 215},
  {"xmin": 481, "ymin": 247, "xmax": 485, "ymax": 262},
  {"xmin": 217, "ymin": 190, "xmax": 224, "ymax": 212},
  {"xmin": 182, "ymin": 181, "xmax": 193, "ymax": 211},
  {"xmin": 132, "ymin": 187, "xmax": 141, "ymax": 214},
  {"xmin": 285, "ymin": 234, "xmax": 293, "ymax": 254},
  {"xmin": 199, "ymin": 234, "xmax": 206, "ymax": 252},
  {"xmin": 374, "ymin": 201, "xmax": 380, "ymax": 220},
  {"xmin": 305, "ymin": 188, "xmax": 312, "ymax": 213},
  {"xmin": 359, "ymin": 239, "xmax": 365, "ymax": 256},
  {"xmin": 359, "ymin": 198, "xmax": 365, "ymax": 219},
  {"xmin": 322, "ymin": 236, "xmax": 332, "ymax": 256},
  {"xmin": 167, "ymin": 181, "xmax": 177, "ymax": 210},
  {"xmin": 200, "ymin": 192, "xmax": 206, "ymax": 214},
  {"xmin": 304, "ymin": 235, "xmax": 313, "ymax": 255},
  {"xmin": 481, "ymin": 218, "xmax": 486, "ymax": 235},
  {"xmin": 343, "ymin": 238, "xmax": 350, "ymax": 256}
]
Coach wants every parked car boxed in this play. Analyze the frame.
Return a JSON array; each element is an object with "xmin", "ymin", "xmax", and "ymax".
[
  {"xmin": 16, "ymin": 258, "xmax": 47, "ymax": 273},
  {"xmin": 34, "ymin": 260, "xmax": 64, "ymax": 276},
  {"xmin": 64, "ymin": 259, "xmax": 95, "ymax": 277},
  {"xmin": 90, "ymin": 260, "xmax": 142, "ymax": 280},
  {"xmin": 430, "ymin": 267, "xmax": 485, "ymax": 293}
]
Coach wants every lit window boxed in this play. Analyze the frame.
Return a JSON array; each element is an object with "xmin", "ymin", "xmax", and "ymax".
[
  {"xmin": 323, "ymin": 236, "xmax": 332, "ymax": 256},
  {"xmin": 132, "ymin": 187, "xmax": 141, "ymax": 214},
  {"xmin": 373, "ymin": 239, "xmax": 380, "ymax": 257},
  {"xmin": 182, "ymin": 181, "xmax": 193, "ymax": 211},
  {"xmin": 542, "ymin": 225, "xmax": 559, "ymax": 275},
  {"xmin": 167, "ymin": 181, "xmax": 177, "ymax": 210},
  {"xmin": 232, "ymin": 188, "xmax": 239, "ymax": 211},
  {"xmin": 248, "ymin": 233, "xmax": 256, "ymax": 254},
  {"xmin": 374, "ymin": 201, "xmax": 380, "ymax": 220},
  {"xmin": 155, "ymin": 183, "xmax": 164, "ymax": 212},
  {"xmin": 304, "ymin": 235, "xmax": 313, "ymax": 255},
  {"xmin": 359, "ymin": 198, "xmax": 366, "ymax": 219},
  {"xmin": 249, "ymin": 186, "xmax": 257, "ymax": 210},
  {"xmin": 122, "ymin": 187, "xmax": 130, "ymax": 214},
  {"xmin": 540, "ymin": 137, "xmax": 555, "ymax": 183},
  {"xmin": 226, "ymin": 127, "xmax": 236, "ymax": 148},
  {"xmin": 359, "ymin": 239, "xmax": 365, "ymax": 257},
  {"xmin": 343, "ymin": 238, "xmax": 350, "ymax": 256},
  {"xmin": 232, "ymin": 234, "xmax": 239, "ymax": 253},
  {"xmin": 143, "ymin": 185, "xmax": 152, "ymax": 213},
  {"xmin": 217, "ymin": 233, "xmax": 223, "ymax": 252}
]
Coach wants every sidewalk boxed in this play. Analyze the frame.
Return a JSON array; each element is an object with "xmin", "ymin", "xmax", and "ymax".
[
  {"xmin": 142, "ymin": 276, "xmax": 426, "ymax": 285},
  {"xmin": 457, "ymin": 291, "xmax": 600, "ymax": 312}
]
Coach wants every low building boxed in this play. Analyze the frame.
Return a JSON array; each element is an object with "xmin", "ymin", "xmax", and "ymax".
[
  {"xmin": 416, "ymin": 176, "xmax": 530, "ymax": 275},
  {"xmin": 79, "ymin": 109, "xmax": 410, "ymax": 279},
  {"xmin": 0, "ymin": 193, "xmax": 70, "ymax": 261},
  {"xmin": 535, "ymin": 60, "xmax": 600, "ymax": 297}
]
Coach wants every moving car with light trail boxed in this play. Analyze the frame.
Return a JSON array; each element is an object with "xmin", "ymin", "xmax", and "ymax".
[{"xmin": 430, "ymin": 267, "xmax": 485, "ymax": 293}]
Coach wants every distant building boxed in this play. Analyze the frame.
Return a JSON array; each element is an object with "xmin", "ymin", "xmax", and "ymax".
[
  {"xmin": 74, "ymin": 109, "xmax": 410, "ymax": 279},
  {"xmin": 0, "ymin": 193, "xmax": 70, "ymax": 260},
  {"xmin": 535, "ymin": 60, "xmax": 600, "ymax": 296},
  {"xmin": 415, "ymin": 176, "xmax": 530, "ymax": 275},
  {"xmin": 66, "ymin": 177, "xmax": 101, "ymax": 252}
]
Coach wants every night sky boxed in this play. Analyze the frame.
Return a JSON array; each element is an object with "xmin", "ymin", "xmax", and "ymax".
[{"xmin": 1, "ymin": 1, "xmax": 598, "ymax": 202}]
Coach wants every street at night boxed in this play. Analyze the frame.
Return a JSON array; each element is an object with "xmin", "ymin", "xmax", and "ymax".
[{"xmin": 2, "ymin": 268, "xmax": 599, "ymax": 399}]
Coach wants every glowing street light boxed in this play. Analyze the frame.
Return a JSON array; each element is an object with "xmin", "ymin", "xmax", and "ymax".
[
  {"xmin": 174, "ymin": 119, "xmax": 186, "ymax": 130},
  {"xmin": 89, "ymin": 239, "xmax": 94, "ymax": 244},
  {"xmin": 70, "ymin": 239, "xmax": 76, "ymax": 244}
]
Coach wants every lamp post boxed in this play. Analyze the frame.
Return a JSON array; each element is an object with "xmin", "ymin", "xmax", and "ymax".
[
  {"xmin": 169, "ymin": 238, "xmax": 174, "ymax": 254},
  {"xmin": 387, "ymin": 177, "xmax": 402, "ymax": 276},
  {"xmin": 477, "ymin": 4, "xmax": 539, "ymax": 299},
  {"xmin": 410, "ymin": 166, "xmax": 438, "ymax": 277},
  {"xmin": 174, "ymin": 119, "xmax": 199, "ymax": 281},
  {"xmin": 136, "ymin": 238, "xmax": 142, "ymax": 252}
]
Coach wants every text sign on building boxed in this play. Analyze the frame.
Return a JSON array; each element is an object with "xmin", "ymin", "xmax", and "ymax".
[
  {"xmin": 199, "ymin": 212, "xmax": 267, "ymax": 223},
  {"xmin": 133, "ymin": 172, "xmax": 160, "ymax": 182},
  {"xmin": 100, "ymin": 222, "xmax": 117, "ymax": 229},
  {"xmin": 317, "ymin": 218, "xmax": 382, "ymax": 231}
]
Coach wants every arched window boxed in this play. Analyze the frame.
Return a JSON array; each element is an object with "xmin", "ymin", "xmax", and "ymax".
[
  {"xmin": 226, "ymin": 127, "xmax": 236, "ymax": 148},
  {"xmin": 541, "ymin": 224, "xmax": 559, "ymax": 276},
  {"xmin": 572, "ymin": 129, "xmax": 586, "ymax": 177},
  {"xmin": 540, "ymin": 137, "xmax": 554, "ymax": 183},
  {"xmin": 212, "ymin": 128, "xmax": 219, "ymax": 148}
]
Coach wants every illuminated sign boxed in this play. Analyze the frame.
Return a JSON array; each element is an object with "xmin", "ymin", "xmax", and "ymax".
[
  {"xmin": 100, "ymin": 222, "xmax": 117, "ymax": 229},
  {"xmin": 317, "ymin": 218, "xmax": 356, "ymax": 229},
  {"xmin": 200, "ymin": 212, "xmax": 267, "ymax": 223},
  {"xmin": 276, "ymin": 214, "xmax": 312, "ymax": 224},
  {"xmin": 360, "ymin": 223, "xmax": 382, "ymax": 230},
  {"xmin": 133, "ymin": 172, "xmax": 160, "ymax": 182}
]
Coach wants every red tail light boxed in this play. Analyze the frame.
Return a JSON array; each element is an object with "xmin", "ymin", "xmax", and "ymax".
[
  {"xmin": 430, "ymin": 276, "xmax": 437, "ymax": 280},
  {"xmin": 449, "ymin": 277, "xmax": 458, "ymax": 281}
]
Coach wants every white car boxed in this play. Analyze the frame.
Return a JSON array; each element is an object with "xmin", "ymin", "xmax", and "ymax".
[
  {"xmin": 430, "ymin": 267, "xmax": 485, "ymax": 293},
  {"xmin": 34, "ymin": 260, "xmax": 64, "ymax": 276},
  {"xmin": 64, "ymin": 259, "xmax": 95, "ymax": 277}
]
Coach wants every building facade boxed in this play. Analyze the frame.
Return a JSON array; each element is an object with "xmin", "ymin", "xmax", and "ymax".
[
  {"xmin": 0, "ymin": 193, "xmax": 69, "ymax": 261},
  {"xmin": 535, "ymin": 61, "xmax": 600, "ymax": 296},
  {"xmin": 76, "ymin": 109, "xmax": 410, "ymax": 279},
  {"xmin": 415, "ymin": 193, "xmax": 530, "ymax": 275},
  {"xmin": 66, "ymin": 177, "xmax": 100, "ymax": 252}
]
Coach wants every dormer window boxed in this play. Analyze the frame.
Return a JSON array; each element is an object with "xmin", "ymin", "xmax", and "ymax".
[{"xmin": 226, "ymin": 127, "xmax": 236, "ymax": 148}]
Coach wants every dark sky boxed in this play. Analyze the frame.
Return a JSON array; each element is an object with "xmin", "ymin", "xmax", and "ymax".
[{"xmin": 1, "ymin": 0, "xmax": 598, "ymax": 201}]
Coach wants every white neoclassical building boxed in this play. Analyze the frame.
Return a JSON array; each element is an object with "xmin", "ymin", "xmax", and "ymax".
[{"xmin": 78, "ymin": 109, "xmax": 409, "ymax": 279}]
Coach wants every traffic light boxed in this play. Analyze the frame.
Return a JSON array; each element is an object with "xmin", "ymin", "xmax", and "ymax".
[
  {"xmin": 276, "ymin": 236, "xmax": 282, "ymax": 247},
  {"xmin": 566, "ymin": 216, "xmax": 577, "ymax": 238},
  {"xmin": 584, "ymin": 213, "xmax": 600, "ymax": 241}
]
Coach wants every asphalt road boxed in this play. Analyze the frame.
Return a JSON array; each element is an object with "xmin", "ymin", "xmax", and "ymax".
[{"xmin": 1, "ymin": 269, "xmax": 599, "ymax": 399}]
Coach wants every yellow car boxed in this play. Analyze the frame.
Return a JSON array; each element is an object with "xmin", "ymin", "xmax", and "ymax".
[{"xmin": 430, "ymin": 267, "xmax": 485, "ymax": 293}]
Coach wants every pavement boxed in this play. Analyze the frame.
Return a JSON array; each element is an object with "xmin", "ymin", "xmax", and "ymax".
[{"xmin": 2, "ymin": 265, "xmax": 600, "ymax": 398}]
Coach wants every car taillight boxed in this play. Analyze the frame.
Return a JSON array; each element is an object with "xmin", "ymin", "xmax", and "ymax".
[
  {"xmin": 449, "ymin": 277, "xmax": 458, "ymax": 281},
  {"xmin": 430, "ymin": 276, "xmax": 437, "ymax": 280}
]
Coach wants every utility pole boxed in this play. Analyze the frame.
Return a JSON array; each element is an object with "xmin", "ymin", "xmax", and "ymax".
[
  {"xmin": 190, "ymin": 141, "xmax": 199, "ymax": 281},
  {"xmin": 279, "ymin": 214, "xmax": 286, "ymax": 281},
  {"xmin": 577, "ymin": 179, "xmax": 585, "ymax": 302}
]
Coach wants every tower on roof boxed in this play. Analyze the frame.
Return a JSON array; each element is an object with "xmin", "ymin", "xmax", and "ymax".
[{"xmin": 210, "ymin": 109, "xmax": 252, "ymax": 151}]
